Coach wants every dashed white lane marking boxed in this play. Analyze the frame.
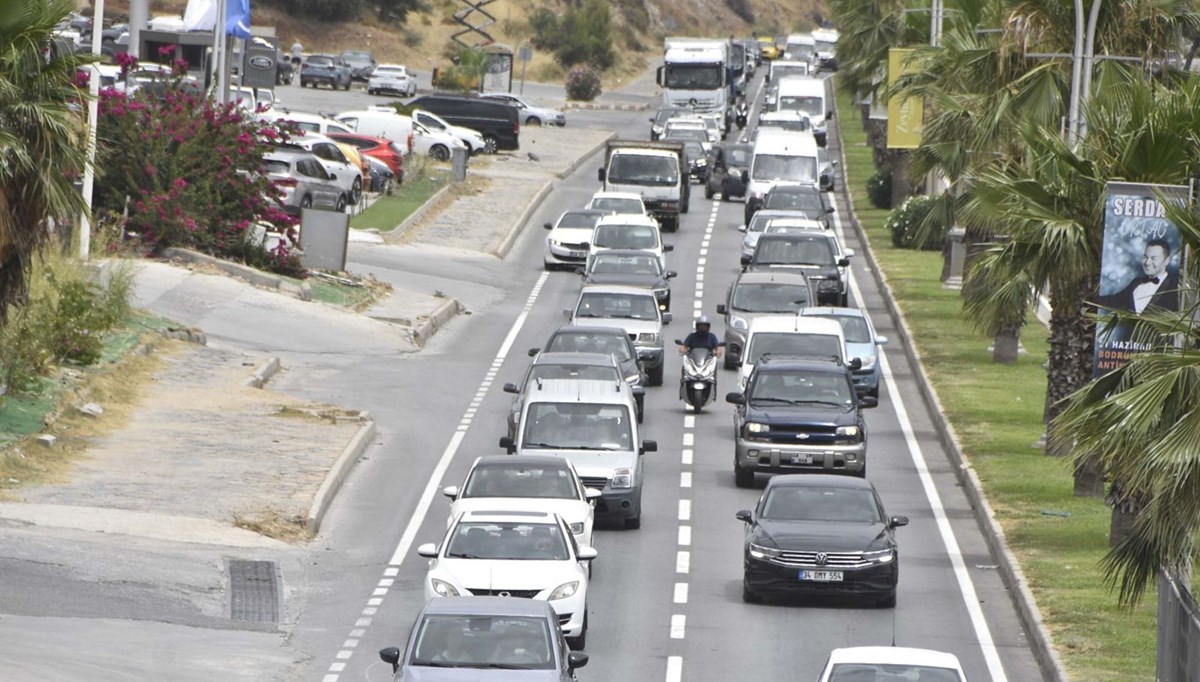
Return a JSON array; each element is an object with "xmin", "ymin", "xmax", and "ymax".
[
  {"xmin": 674, "ymin": 583, "xmax": 689, "ymax": 604},
  {"xmin": 678, "ymin": 525, "xmax": 692, "ymax": 546},
  {"xmin": 681, "ymin": 448, "xmax": 693, "ymax": 465},
  {"xmin": 682, "ymin": 432, "xmax": 694, "ymax": 447},
  {"xmin": 666, "ymin": 656, "xmax": 684, "ymax": 682},
  {"xmin": 670, "ymin": 614, "xmax": 687, "ymax": 639},
  {"xmin": 680, "ymin": 471, "xmax": 692, "ymax": 488},
  {"xmin": 678, "ymin": 499, "xmax": 692, "ymax": 521},
  {"xmin": 676, "ymin": 551, "xmax": 691, "ymax": 574},
  {"xmin": 684, "ymin": 415, "xmax": 695, "ymax": 429},
  {"xmin": 323, "ymin": 271, "xmax": 552, "ymax": 680}
]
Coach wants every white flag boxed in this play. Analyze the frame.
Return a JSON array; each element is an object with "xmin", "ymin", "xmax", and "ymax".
[{"xmin": 182, "ymin": 0, "xmax": 217, "ymax": 31}]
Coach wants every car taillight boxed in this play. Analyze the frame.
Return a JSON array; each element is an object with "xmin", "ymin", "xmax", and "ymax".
[
  {"xmin": 513, "ymin": 119, "xmax": 519, "ymax": 134},
  {"xmin": 274, "ymin": 177, "xmax": 298, "ymax": 187}
]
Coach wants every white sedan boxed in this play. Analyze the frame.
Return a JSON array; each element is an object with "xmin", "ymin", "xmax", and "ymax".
[
  {"xmin": 418, "ymin": 510, "xmax": 596, "ymax": 648},
  {"xmin": 817, "ymin": 646, "xmax": 968, "ymax": 681},
  {"xmin": 413, "ymin": 109, "xmax": 486, "ymax": 155},
  {"xmin": 367, "ymin": 63, "xmax": 417, "ymax": 97},
  {"xmin": 442, "ymin": 455, "xmax": 600, "ymax": 549}
]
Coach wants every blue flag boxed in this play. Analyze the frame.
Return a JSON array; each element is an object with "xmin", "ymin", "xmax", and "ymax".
[{"xmin": 226, "ymin": 0, "xmax": 251, "ymax": 39}]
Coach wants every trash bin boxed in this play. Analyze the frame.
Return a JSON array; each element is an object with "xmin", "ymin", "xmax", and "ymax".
[{"xmin": 451, "ymin": 146, "xmax": 468, "ymax": 182}]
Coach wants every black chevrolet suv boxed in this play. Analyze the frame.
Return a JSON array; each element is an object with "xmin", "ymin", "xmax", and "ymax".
[
  {"xmin": 741, "ymin": 230, "xmax": 850, "ymax": 306},
  {"xmin": 725, "ymin": 355, "xmax": 877, "ymax": 487}
]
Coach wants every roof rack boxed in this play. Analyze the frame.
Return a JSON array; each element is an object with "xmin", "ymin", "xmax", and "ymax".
[{"xmin": 757, "ymin": 353, "xmax": 844, "ymax": 366}]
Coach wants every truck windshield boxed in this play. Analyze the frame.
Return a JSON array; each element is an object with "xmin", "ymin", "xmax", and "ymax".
[
  {"xmin": 608, "ymin": 155, "xmax": 679, "ymax": 187},
  {"xmin": 778, "ymin": 95, "xmax": 824, "ymax": 117},
  {"xmin": 752, "ymin": 154, "xmax": 818, "ymax": 184},
  {"xmin": 664, "ymin": 64, "xmax": 723, "ymax": 90}
]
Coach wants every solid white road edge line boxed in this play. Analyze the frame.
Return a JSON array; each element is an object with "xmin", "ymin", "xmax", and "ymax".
[{"xmin": 832, "ymin": 197, "xmax": 1009, "ymax": 682}]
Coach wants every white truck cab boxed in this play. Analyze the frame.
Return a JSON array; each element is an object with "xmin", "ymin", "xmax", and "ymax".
[{"xmin": 659, "ymin": 37, "xmax": 733, "ymax": 134}]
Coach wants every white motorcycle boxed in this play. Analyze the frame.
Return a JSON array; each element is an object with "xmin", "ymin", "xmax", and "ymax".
[{"xmin": 676, "ymin": 342, "xmax": 724, "ymax": 412}]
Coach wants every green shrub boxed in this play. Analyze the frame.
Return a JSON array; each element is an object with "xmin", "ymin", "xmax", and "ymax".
[
  {"xmin": 726, "ymin": 0, "xmax": 755, "ymax": 23},
  {"xmin": 867, "ymin": 169, "xmax": 892, "ymax": 209},
  {"xmin": 885, "ymin": 195, "xmax": 941, "ymax": 250},
  {"xmin": 565, "ymin": 66, "xmax": 602, "ymax": 101},
  {"xmin": 402, "ymin": 28, "xmax": 423, "ymax": 48},
  {"xmin": 531, "ymin": 0, "xmax": 614, "ymax": 70}
]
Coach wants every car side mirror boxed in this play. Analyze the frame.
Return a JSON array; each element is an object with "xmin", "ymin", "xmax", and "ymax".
[
  {"xmin": 663, "ymin": 244, "xmax": 674, "ymax": 252},
  {"xmin": 597, "ymin": 168, "xmax": 605, "ymax": 182},
  {"xmin": 499, "ymin": 436, "xmax": 515, "ymax": 453},
  {"xmin": 832, "ymin": 160, "xmax": 840, "ymax": 167},
  {"xmin": 640, "ymin": 439, "xmax": 657, "ymax": 454},
  {"xmin": 631, "ymin": 385, "xmax": 645, "ymax": 397},
  {"xmin": 860, "ymin": 395, "xmax": 879, "ymax": 409},
  {"xmin": 563, "ymin": 308, "xmax": 572, "ymax": 320},
  {"xmin": 662, "ymin": 312, "xmax": 672, "ymax": 324},
  {"xmin": 416, "ymin": 542, "xmax": 438, "ymax": 558},
  {"xmin": 528, "ymin": 347, "xmax": 540, "ymax": 357},
  {"xmin": 827, "ymin": 109, "xmax": 834, "ymax": 120},
  {"xmin": 726, "ymin": 392, "xmax": 745, "ymax": 404},
  {"xmin": 826, "ymin": 206, "xmax": 835, "ymax": 213},
  {"xmin": 502, "ymin": 382, "xmax": 519, "ymax": 394},
  {"xmin": 585, "ymin": 487, "xmax": 602, "ymax": 500},
  {"xmin": 849, "ymin": 357, "xmax": 862, "ymax": 371},
  {"xmin": 442, "ymin": 485, "xmax": 459, "ymax": 499},
  {"xmin": 735, "ymin": 509, "xmax": 753, "ymax": 523},
  {"xmin": 380, "ymin": 647, "xmax": 401, "ymax": 672},
  {"xmin": 667, "ymin": 270, "xmax": 678, "ymax": 279},
  {"xmin": 577, "ymin": 546, "xmax": 598, "ymax": 561},
  {"xmin": 568, "ymin": 651, "xmax": 590, "ymax": 671},
  {"xmin": 889, "ymin": 515, "xmax": 909, "ymax": 528},
  {"xmin": 716, "ymin": 303, "xmax": 727, "ymax": 315},
  {"xmin": 837, "ymin": 257, "xmax": 850, "ymax": 268},
  {"xmin": 737, "ymin": 224, "xmax": 747, "ymax": 232},
  {"xmin": 843, "ymin": 248, "xmax": 855, "ymax": 258},
  {"xmin": 876, "ymin": 335, "xmax": 889, "ymax": 346},
  {"xmin": 740, "ymin": 255, "xmax": 751, "ymax": 266},
  {"xmin": 543, "ymin": 222, "xmax": 553, "ymax": 230},
  {"xmin": 575, "ymin": 266, "xmax": 586, "ymax": 275}
]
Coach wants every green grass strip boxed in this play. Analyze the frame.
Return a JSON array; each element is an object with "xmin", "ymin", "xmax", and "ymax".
[
  {"xmin": 351, "ymin": 173, "xmax": 447, "ymax": 232},
  {"xmin": 835, "ymin": 84, "xmax": 1155, "ymax": 680}
]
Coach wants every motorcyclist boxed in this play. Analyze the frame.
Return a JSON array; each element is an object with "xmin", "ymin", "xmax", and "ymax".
[{"xmin": 678, "ymin": 316, "xmax": 722, "ymax": 357}]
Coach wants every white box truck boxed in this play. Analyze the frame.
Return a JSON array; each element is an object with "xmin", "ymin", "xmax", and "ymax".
[{"xmin": 597, "ymin": 140, "xmax": 691, "ymax": 232}]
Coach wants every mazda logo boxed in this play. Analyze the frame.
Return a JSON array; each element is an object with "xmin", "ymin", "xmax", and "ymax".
[
  {"xmin": 248, "ymin": 55, "xmax": 274, "ymax": 70},
  {"xmin": 815, "ymin": 552, "xmax": 828, "ymax": 566},
  {"xmin": 498, "ymin": 591, "xmax": 511, "ymax": 597}
]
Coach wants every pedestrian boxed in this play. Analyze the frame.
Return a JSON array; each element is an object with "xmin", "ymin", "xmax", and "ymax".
[{"xmin": 290, "ymin": 39, "xmax": 303, "ymax": 66}]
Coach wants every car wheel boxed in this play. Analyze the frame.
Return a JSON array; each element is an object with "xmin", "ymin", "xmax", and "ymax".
[
  {"xmin": 350, "ymin": 176, "xmax": 362, "ymax": 204},
  {"xmin": 343, "ymin": 77, "xmax": 351, "ymax": 91},
  {"xmin": 742, "ymin": 579, "xmax": 762, "ymax": 603},
  {"xmin": 335, "ymin": 193, "xmax": 347, "ymax": 212},
  {"xmin": 526, "ymin": 116, "xmax": 541, "ymax": 126},
  {"xmin": 734, "ymin": 463, "xmax": 754, "ymax": 488},
  {"xmin": 647, "ymin": 362, "xmax": 664, "ymax": 387},
  {"xmin": 868, "ymin": 386, "xmax": 879, "ymax": 399},
  {"xmin": 482, "ymin": 134, "xmax": 499, "ymax": 154},
  {"xmin": 568, "ymin": 610, "xmax": 588, "ymax": 650},
  {"xmin": 367, "ymin": 88, "xmax": 375, "ymax": 95},
  {"xmin": 430, "ymin": 144, "xmax": 449, "ymax": 162},
  {"xmin": 299, "ymin": 195, "xmax": 313, "ymax": 210},
  {"xmin": 624, "ymin": 515, "xmax": 641, "ymax": 530},
  {"xmin": 855, "ymin": 463, "xmax": 867, "ymax": 479},
  {"xmin": 724, "ymin": 355, "xmax": 737, "ymax": 370},
  {"xmin": 300, "ymin": 79, "xmax": 308, "ymax": 88},
  {"xmin": 704, "ymin": 183, "xmax": 713, "ymax": 200},
  {"xmin": 635, "ymin": 394, "xmax": 644, "ymax": 423},
  {"xmin": 876, "ymin": 590, "xmax": 896, "ymax": 608}
]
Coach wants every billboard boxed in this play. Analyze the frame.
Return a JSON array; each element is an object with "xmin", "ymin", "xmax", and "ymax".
[
  {"xmin": 886, "ymin": 48, "xmax": 922, "ymax": 149},
  {"xmin": 1092, "ymin": 181, "xmax": 1188, "ymax": 376},
  {"xmin": 483, "ymin": 50, "xmax": 513, "ymax": 93}
]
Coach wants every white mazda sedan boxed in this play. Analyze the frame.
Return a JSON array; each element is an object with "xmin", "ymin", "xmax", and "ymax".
[
  {"xmin": 418, "ymin": 510, "xmax": 596, "ymax": 648},
  {"xmin": 442, "ymin": 455, "xmax": 600, "ymax": 549}
]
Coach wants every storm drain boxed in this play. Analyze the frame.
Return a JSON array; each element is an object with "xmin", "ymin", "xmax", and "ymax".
[{"xmin": 228, "ymin": 559, "xmax": 280, "ymax": 623}]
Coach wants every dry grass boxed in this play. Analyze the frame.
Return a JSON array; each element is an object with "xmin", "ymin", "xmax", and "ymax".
[{"xmin": 233, "ymin": 507, "xmax": 313, "ymax": 543}]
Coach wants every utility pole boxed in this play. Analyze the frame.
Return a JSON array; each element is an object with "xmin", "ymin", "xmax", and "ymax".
[
  {"xmin": 128, "ymin": 0, "xmax": 148, "ymax": 58},
  {"xmin": 214, "ymin": 0, "xmax": 229, "ymax": 104},
  {"xmin": 79, "ymin": 0, "xmax": 105, "ymax": 260}
]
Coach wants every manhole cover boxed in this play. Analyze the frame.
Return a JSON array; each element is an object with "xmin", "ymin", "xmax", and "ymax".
[{"xmin": 228, "ymin": 559, "xmax": 280, "ymax": 623}]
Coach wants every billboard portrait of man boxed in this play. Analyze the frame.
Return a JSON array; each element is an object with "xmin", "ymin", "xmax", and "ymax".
[{"xmin": 1096, "ymin": 238, "xmax": 1179, "ymax": 314}]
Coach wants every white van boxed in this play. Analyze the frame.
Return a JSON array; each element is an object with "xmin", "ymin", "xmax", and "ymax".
[
  {"xmin": 738, "ymin": 315, "xmax": 851, "ymax": 388},
  {"xmin": 746, "ymin": 130, "xmax": 820, "ymax": 208},
  {"xmin": 335, "ymin": 109, "xmax": 466, "ymax": 160},
  {"xmin": 784, "ymin": 33, "xmax": 817, "ymax": 68},
  {"xmin": 775, "ymin": 77, "xmax": 829, "ymax": 145},
  {"xmin": 260, "ymin": 110, "xmax": 355, "ymax": 136}
]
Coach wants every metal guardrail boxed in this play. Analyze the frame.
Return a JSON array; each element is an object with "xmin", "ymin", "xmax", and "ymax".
[
  {"xmin": 451, "ymin": 0, "xmax": 497, "ymax": 49},
  {"xmin": 1158, "ymin": 571, "xmax": 1200, "ymax": 681}
]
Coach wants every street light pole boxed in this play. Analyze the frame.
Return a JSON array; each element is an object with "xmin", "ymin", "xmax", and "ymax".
[
  {"xmin": 1066, "ymin": 0, "xmax": 1086, "ymax": 146},
  {"xmin": 79, "ymin": 0, "xmax": 105, "ymax": 260},
  {"xmin": 1078, "ymin": 0, "xmax": 1104, "ymax": 140}
]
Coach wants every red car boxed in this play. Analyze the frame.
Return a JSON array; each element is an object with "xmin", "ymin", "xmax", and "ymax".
[{"xmin": 327, "ymin": 132, "xmax": 405, "ymax": 182}]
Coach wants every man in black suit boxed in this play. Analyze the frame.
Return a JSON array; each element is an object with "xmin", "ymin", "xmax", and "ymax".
[{"xmin": 1098, "ymin": 238, "xmax": 1179, "ymax": 314}]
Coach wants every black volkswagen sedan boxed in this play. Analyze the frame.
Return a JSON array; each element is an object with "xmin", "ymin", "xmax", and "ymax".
[{"xmin": 737, "ymin": 474, "xmax": 907, "ymax": 606}]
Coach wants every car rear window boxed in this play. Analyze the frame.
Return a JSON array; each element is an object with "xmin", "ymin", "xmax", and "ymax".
[
  {"xmin": 307, "ymin": 56, "xmax": 332, "ymax": 65},
  {"xmin": 263, "ymin": 160, "xmax": 290, "ymax": 174}
]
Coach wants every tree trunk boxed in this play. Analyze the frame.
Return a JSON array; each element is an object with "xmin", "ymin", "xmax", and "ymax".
[
  {"xmin": 1074, "ymin": 453, "xmax": 1105, "ymax": 497},
  {"xmin": 1107, "ymin": 483, "xmax": 1143, "ymax": 548},
  {"xmin": 1044, "ymin": 280, "xmax": 1097, "ymax": 458},
  {"xmin": 889, "ymin": 150, "xmax": 911, "ymax": 208},
  {"xmin": 992, "ymin": 325, "xmax": 1021, "ymax": 364}
]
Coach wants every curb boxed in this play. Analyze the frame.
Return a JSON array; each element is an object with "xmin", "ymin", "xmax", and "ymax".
[
  {"xmin": 162, "ymin": 247, "xmax": 282, "ymax": 290},
  {"xmin": 832, "ymin": 95, "xmax": 1069, "ymax": 682},
  {"xmin": 491, "ymin": 132, "xmax": 617, "ymax": 260},
  {"xmin": 389, "ymin": 184, "xmax": 453, "ymax": 240},
  {"xmin": 243, "ymin": 357, "xmax": 282, "ymax": 388},
  {"xmin": 411, "ymin": 297, "xmax": 464, "ymax": 347},
  {"xmin": 306, "ymin": 419, "xmax": 377, "ymax": 534}
]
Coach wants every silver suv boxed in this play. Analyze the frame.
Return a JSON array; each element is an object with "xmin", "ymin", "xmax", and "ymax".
[
  {"xmin": 566, "ymin": 284, "xmax": 670, "ymax": 386},
  {"xmin": 263, "ymin": 150, "xmax": 346, "ymax": 214}
]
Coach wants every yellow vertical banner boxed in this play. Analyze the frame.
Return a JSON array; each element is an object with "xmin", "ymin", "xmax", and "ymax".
[{"xmin": 887, "ymin": 48, "xmax": 923, "ymax": 149}]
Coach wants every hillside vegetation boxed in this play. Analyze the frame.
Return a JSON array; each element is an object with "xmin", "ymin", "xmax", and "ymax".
[{"xmin": 96, "ymin": 0, "xmax": 829, "ymax": 86}]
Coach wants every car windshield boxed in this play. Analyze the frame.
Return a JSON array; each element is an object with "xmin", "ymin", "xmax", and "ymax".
[
  {"xmin": 787, "ymin": 44, "xmax": 816, "ymax": 60},
  {"xmin": 752, "ymin": 154, "xmax": 817, "ymax": 183},
  {"xmin": 750, "ymin": 370, "xmax": 853, "ymax": 407},
  {"xmin": 590, "ymin": 254, "xmax": 661, "ymax": 276},
  {"xmin": 773, "ymin": 65, "xmax": 808, "ymax": 78},
  {"xmin": 654, "ymin": 108, "xmax": 689, "ymax": 124},
  {"xmin": 529, "ymin": 364, "xmax": 619, "ymax": 384},
  {"xmin": 816, "ymin": 38, "xmax": 837, "ymax": 53},
  {"xmin": 762, "ymin": 486, "xmax": 882, "ymax": 522},
  {"xmin": 755, "ymin": 237, "xmax": 834, "ymax": 266},
  {"xmin": 410, "ymin": 615, "xmax": 555, "ymax": 669},
  {"xmin": 760, "ymin": 117, "xmax": 812, "ymax": 133},
  {"xmin": 732, "ymin": 283, "xmax": 811, "ymax": 312},
  {"xmin": 547, "ymin": 332, "xmax": 634, "ymax": 361},
  {"xmin": 607, "ymin": 155, "xmax": 679, "ymax": 187},
  {"xmin": 593, "ymin": 225, "xmax": 658, "ymax": 250},
  {"xmin": 464, "ymin": 464, "xmax": 577, "ymax": 499},
  {"xmin": 765, "ymin": 190, "xmax": 824, "ymax": 212},
  {"xmin": 556, "ymin": 212, "xmax": 604, "ymax": 230},
  {"xmin": 575, "ymin": 292, "xmax": 659, "ymax": 320},
  {"xmin": 778, "ymin": 95, "xmax": 824, "ymax": 117},
  {"xmin": 523, "ymin": 402, "xmax": 633, "ymax": 450},
  {"xmin": 747, "ymin": 332, "xmax": 841, "ymax": 364},
  {"xmin": 591, "ymin": 198, "xmax": 643, "ymax": 214},
  {"xmin": 664, "ymin": 128, "xmax": 708, "ymax": 143},
  {"xmin": 812, "ymin": 315, "xmax": 871, "ymax": 343},
  {"xmin": 726, "ymin": 147, "xmax": 753, "ymax": 165},
  {"xmin": 375, "ymin": 66, "xmax": 405, "ymax": 75},
  {"xmin": 446, "ymin": 521, "xmax": 570, "ymax": 560},
  {"xmin": 684, "ymin": 141, "xmax": 705, "ymax": 160},
  {"xmin": 663, "ymin": 63, "xmax": 723, "ymax": 89},
  {"xmin": 343, "ymin": 51, "xmax": 372, "ymax": 62},
  {"xmin": 828, "ymin": 664, "xmax": 963, "ymax": 681}
]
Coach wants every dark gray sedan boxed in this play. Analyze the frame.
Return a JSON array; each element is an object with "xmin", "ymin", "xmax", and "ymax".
[
  {"xmin": 379, "ymin": 596, "xmax": 589, "ymax": 680},
  {"xmin": 580, "ymin": 249, "xmax": 677, "ymax": 312}
]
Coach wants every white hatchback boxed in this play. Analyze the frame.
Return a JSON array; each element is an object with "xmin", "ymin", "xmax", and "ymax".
[
  {"xmin": 588, "ymin": 214, "xmax": 673, "ymax": 272},
  {"xmin": 418, "ymin": 510, "xmax": 595, "ymax": 647},
  {"xmin": 817, "ymin": 646, "xmax": 967, "ymax": 681},
  {"xmin": 442, "ymin": 455, "xmax": 600, "ymax": 549}
]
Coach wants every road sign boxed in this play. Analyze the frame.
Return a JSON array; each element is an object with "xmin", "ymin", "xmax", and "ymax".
[{"xmin": 518, "ymin": 44, "xmax": 533, "ymax": 63}]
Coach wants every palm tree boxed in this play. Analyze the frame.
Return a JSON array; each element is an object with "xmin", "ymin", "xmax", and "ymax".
[{"xmin": 0, "ymin": 0, "xmax": 92, "ymax": 320}]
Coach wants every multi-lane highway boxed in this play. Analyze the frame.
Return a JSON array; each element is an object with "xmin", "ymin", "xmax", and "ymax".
[{"xmin": 282, "ymin": 68, "xmax": 1047, "ymax": 682}]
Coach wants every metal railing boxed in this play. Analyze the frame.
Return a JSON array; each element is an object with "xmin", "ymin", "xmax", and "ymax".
[{"xmin": 1158, "ymin": 570, "xmax": 1200, "ymax": 681}]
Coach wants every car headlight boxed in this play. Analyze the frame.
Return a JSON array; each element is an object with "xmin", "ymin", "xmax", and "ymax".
[
  {"xmin": 611, "ymin": 467, "xmax": 633, "ymax": 489},
  {"xmin": 745, "ymin": 422, "xmax": 768, "ymax": 433},
  {"xmin": 654, "ymin": 288, "xmax": 669, "ymax": 299},
  {"xmin": 625, "ymin": 373, "xmax": 641, "ymax": 384},
  {"xmin": 863, "ymin": 548, "xmax": 895, "ymax": 564},
  {"xmin": 568, "ymin": 522, "xmax": 585, "ymax": 535},
  {"xmin": 859, "ymin": 355, "xmax": 877, "ymax": 370},
  {"xmin": 748, "ymin": 543, "xmax": 781, "ymax": 560},
  {"xmin": 549, "ymin": 581, "xmax": 580, "ymax": 601},
  {"xmin": 431, "ymin": 579, "xmax": 459, "ymax": 597},
  {"xmin": 548, "ymin": 238, "xmax": 561, "ymax": 247},
  {"xmin": 637, "ymin": 332, "xmax": 660, "ymax": 345},
  {"xmin": 835, "ymin": 425, "xmax": 860, "ymax": 438},
  {"xmin": 730, "ymin": 316, "xmax": 748, "ymax": 331}
]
